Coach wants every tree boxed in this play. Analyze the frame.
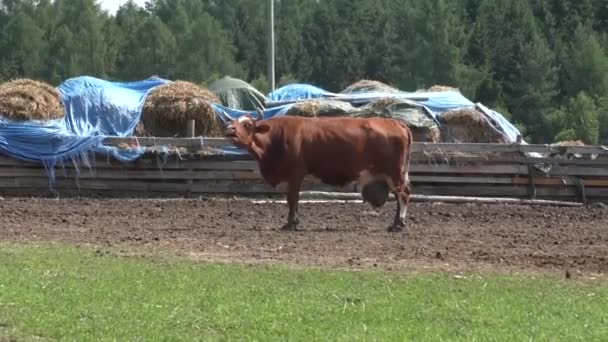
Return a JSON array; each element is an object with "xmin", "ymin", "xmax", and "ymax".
[
  {"xmin": 207, "ymin": 0, "xmax": 267, "ymax": 82},
  {"xmin": 176, "ymin": 12, "xmax": 244, "ymax": 83},
  {"xmin": 553, "ymin": 92, "xmax": 599, "ymax": 144},
  {"xmin": 47, "ymin": 0, "xmax": 108, "ymax": 79},
  {"xmin": 148, "ymin": 0, "xmax": 242, "ymax": 83},
  {"xmin": 302, "ymin": 0, "xmax": 366, "ymax": 90},
  {"xmin": 113, "ymin": 1, "xmax": 150, "ymax": 80},
  {"xmin": 507, "ymin": 33, "xmax": 558, "ymax": 142},
  {"xmin": 128, "ymin": 16, "xmax": 177, "ymax": 80},
  {"xmin": 0, "ymin": 6, "xmax": 46, "ymax": 79},
  {"xmin": 390, "ymin": 0, "xmax": 480, "ymax": 94},
  {"xmin": 274, "ymin": 0, "xmax": 316, "ymax": 83},
  {"xmin": 560, "ymin": 23, "xmax": 608, "ymax": 100},
  {"xmin": 45, "ymin": 24, "xmax": 77, "ymax": 84}
]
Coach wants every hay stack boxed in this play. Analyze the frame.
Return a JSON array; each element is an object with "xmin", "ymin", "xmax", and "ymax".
[
  {"xmin": 353, "ymin": 97, "xmax": 441, "ymax": 143},
  {"xmin": 142, "ymin": 81, "xmax": 222, "ymax": 137},
  {"xmin": 553, "ymin": 140, "xmax": 585, "ymax": 146},
  {"xmin": 0, "ymin": 78, "xmax": 64, "ymax": 121},
  {"xmin": 425, "ymin": 84, "xmax": 460, "ymax": 93},
  {"xmin": 286, "ymin": 101, "xmax": 320, "ymax": 117},
  {"xmin": 286, "ymin": 99, "xmax": 355, "ymax": 117},
  {"xmin": 341, "ymin": 80, "xmax": 400, "ymax": 94},
  {"xmin": 412, "ymin": 125, "xmax": 441, "ymax": 143},
  {"xmin": 440, "ymin": 108, "xmax": 507, "ymax": 143}
]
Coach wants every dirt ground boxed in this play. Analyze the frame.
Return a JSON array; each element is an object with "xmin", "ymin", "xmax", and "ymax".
[{"xmin": 1, "ymin": 197, "xmax": 607, "ymax": 276}]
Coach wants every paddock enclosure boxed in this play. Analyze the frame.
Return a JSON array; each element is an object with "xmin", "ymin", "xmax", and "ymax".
[
  {"xmin": 1, "ymin": 77, "xmax": 607, "ymax": 276},
  {"xmin": 0, "ymin": 137, "xmax": 605, "ymax": 275}
]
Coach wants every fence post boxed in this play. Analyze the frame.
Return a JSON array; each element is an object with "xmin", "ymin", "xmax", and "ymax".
[
  {"xmin": 186, "ymin": 120, "xmax": 196, "ymax": 192},
  {"xmin": 187, "ymin": 120, "xmax": 196, "ymax": 138}
]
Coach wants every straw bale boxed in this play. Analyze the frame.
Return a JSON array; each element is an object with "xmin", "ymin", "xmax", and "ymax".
[
  {"xmin": 134, "ymin": 121, "xmax": 146, "ymax": 136},
  {"xmin": 410, "ymin": 125, "xmax": 441, "ymax": 143},
  {"xmin": 341, "ymin": 79, "xmax": 400, "ymax": 94},
  {"xmin": 286, "ymin": 100, "xmax": 355, "ymax": 117},
  {"xmin": 353, "ymin": 97, "xmax": 441, "ymax": 142},
  {"xmin": 0, "ymin": 78, "xmax": 64, "ymax": 121},
  {"xmin": 440, "ymin": 108, "xmax": 507, "ymax": 143},
  {"xmin": 142, "ymin": 81, "xmax": 222, "ymax": 137},
  {"xmin": 286, "ymin": 101, "xmax": 320, "ymax": 117},
  {"xmin": 552, "ymin": 140, "xmax": 585, "ymax": 146},
  {"xmin": 425, "ymin": 84, "xmax": 460, "ymax": 93}
]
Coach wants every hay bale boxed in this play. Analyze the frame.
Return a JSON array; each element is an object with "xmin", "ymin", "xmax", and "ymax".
[
  {"xmin": 0, "ymin": 78, "xmax": 64, "ymax": 121},
  {"xmin": 134, "ymin": 121, "xmax": 146, "ymax": 136},
  {"xmin": 142, "ymin": 81, "xmax": 222, "ymax": 137},
  {"xmin": 286, "ymin": 99, "xmax": 355, "ymax": 117},
  {"xmin": 425, "ymin": 84, "xmax": 460, "ymax": 93},
  {"xmin": 549, "ymin": 140, "xmax": 586, "ymax": 159},
  {"xmin": 553, "ymin": 140, "xmax": 585, "ymax": 146},
  {"xmin": 440, "ymin": 108, "xmax": 507, "ymax": 143},
  {"xmin": 341, "ymin": 79, "xmax": 400, "ymax": 94},
  {"xmin": 286, "ymin": 101, "xmax": 320, "ymax": 117},
  {"xmin": 410, "ymin": 125, "xmax": 441, "ymax": 143},
  {"xmin": 352, "ymin": 97, "xmax": 441, "ymax": 142}
]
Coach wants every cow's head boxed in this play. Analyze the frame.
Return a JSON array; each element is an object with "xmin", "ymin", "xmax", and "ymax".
[{"xmin": 225, "ymin": 109, "xmax": 269, "ymax": 149}]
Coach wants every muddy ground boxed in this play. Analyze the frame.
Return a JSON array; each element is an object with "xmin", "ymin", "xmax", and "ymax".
[{"xmin": 1, "ymin": 197, "xmax": 607, "ymax": 276}]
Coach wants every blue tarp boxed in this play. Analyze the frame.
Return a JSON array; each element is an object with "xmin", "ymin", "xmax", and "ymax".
[
  {"xmin": 212, "ymin": 102, "xmax": 294, "ymax": 124},
  {"xmin": 0, "ymin": 77, "xmax": 526, "ymax": 189},
  {"xmin": 476, "ymin": 103, "xmax": 521, "ymax": 143},
  {"xmin": 267, "ymin": 84, "xmax": 336, "ymax": 102},
  {"xmin": 59, "ymin": 75, "xmax": 169, "ymax": 136},
  {"xmin": 266, "ymin": 83, "xmax": 519, "ymax": 143},
  {"xmin": 0, "ymin": 75, "xmax": 170, "ymax": 186}
]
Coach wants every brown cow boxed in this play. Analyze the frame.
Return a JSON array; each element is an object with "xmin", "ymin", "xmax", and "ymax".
[{"xmin": 225, "ymin": 113, "xmax": 413, "ymax": 232}]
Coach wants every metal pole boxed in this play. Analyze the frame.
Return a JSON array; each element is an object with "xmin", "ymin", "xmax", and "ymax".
[{"xmin": 268, "ymin": 0, "xmax": 275, "ymax": 92}]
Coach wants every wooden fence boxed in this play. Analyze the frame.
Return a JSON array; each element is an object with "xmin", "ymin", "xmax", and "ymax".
[{"xmin": 0, "ymin": 137, "xmax": 607, "ymax": 203}]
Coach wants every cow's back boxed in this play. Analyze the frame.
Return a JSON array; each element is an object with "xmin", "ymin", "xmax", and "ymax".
[{"xmin": 278, "ymin": 116, "xmax": 409, "ymax": 186}]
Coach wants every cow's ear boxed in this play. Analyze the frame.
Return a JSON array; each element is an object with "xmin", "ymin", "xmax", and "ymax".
[{"xmin": 255, "ymin": 122, "xmax": 271, "ymax": 134}]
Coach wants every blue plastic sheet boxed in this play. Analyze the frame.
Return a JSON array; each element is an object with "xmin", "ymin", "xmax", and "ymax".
[
  {"xmin": 59, "ymin": 75, "xmax": 169, "ymax": 136},
  {"xmin": 267, "ymin": 84, "xmax": 336, "ymax": 102},
  {"xmin": 212, "ymin": 102, "xmax": 294, "ymax": 124},
  {"xmin": 266, "ymin": 83, "xmax": 520, "ymax": 143},
  {"xmin": 476, "ymin": 103, "xmax": 521, "ymax": 143},
  {"xmin": 211, "ymin": 102, "xmax": 296, "ymax": 155},
  {"xmin": 0, "ymin": 76, "xmax": 524, "ymax": 191},
  {"xmin": 0, "ymin": 75, "xmax": 170, "ymax": 187}
]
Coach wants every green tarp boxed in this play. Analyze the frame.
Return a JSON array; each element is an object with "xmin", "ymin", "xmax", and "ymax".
[{"xmin": 209, "ymin": 76, "xmax": 268, "ymax": 111}]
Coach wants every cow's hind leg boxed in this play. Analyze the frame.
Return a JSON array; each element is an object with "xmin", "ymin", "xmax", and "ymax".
[
  {"xmin": 281, "ymin": 176, "xmax": 303, "ymax": 231},
  {"xmin": 388, "ymin": 174, "xmax": 411, "ymax": 232}
]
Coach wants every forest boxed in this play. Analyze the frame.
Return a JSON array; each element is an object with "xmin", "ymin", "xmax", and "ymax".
[{"xmin": 1, "ymin": 0, "xmax": 608, "ymax": 144}]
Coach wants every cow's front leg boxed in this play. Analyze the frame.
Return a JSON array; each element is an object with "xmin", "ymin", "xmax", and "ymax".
[{"xmin": 281, "ymin": 177, "xmax": 303, "ymax": 231}]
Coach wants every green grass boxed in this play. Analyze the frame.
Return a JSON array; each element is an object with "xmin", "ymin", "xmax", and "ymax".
[{"xmin": 0, "ymin": 244, "xmax": 607, "ymax": 341}]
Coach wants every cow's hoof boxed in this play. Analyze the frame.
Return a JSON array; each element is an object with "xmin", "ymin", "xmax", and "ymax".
[
  {"xmin": 281, "ymin": 223, "xmax": 298, "ymax": 231},
  {"xmin": 388, "ymin": 224, "xmax": 405, "ymax": 232}
]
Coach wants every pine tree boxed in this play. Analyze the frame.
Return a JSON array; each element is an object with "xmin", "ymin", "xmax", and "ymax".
[
  {"xmin": 47, "ymin": 0, "xmax": 108, "ymax": 79},
  {"xmin": 561, "ymin": 23, "xmax": 608, "ymax": 100},
  {"xmin": 0, "ymin": 6, "xmax": 46, "ymax": 79},
  {"xmin": 129, "ymin": 16, "xmax": 177, "ymax": 80},
  {"xmin": 553, "ymin": 92, "xmax": 599, "ymax": 144},
  {"xmin": 113, "ymin": 1, "xmax": 150, "ymax": 80}
]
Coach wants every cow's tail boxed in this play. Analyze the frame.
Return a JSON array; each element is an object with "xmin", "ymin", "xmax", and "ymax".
[
  {"xmin": 405, "ymin": 132, "xmax": 412, "ymax": 185},
  {"xmin": 397, "ymin": 121, "xmax": 413, "ymax": 185}
]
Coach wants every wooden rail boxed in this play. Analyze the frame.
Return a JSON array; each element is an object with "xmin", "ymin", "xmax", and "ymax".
[
  {"xmin": 0, "ymin": 137, "xmax": 606, "ymax": 203},
  {"xmin": 103, "ymin": 137, "xmax": 608, "ymax": 155}
]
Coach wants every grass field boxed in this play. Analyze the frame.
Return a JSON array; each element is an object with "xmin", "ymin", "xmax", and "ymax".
[{"xmin": 1, "ymin": 244, "xmax": 607, "ymax": 341}]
